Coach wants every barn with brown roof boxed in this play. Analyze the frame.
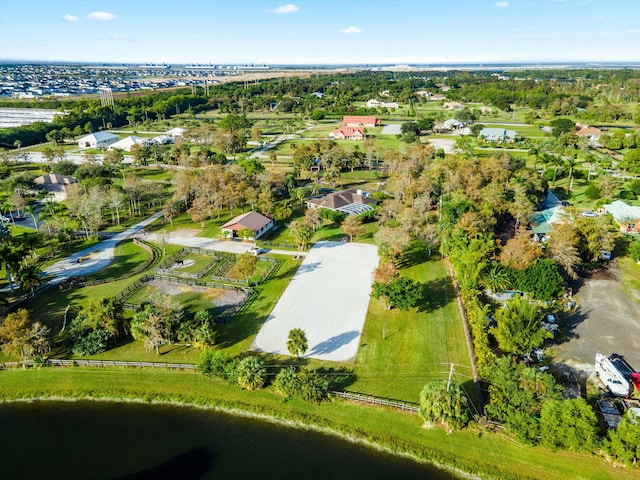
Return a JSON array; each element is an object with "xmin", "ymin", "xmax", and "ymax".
[{"xmin": 221, "ymin": 211, "xmax": 275, "ymax": 239}]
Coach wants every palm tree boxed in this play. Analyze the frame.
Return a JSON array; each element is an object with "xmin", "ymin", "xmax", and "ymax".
[
  {"xmin": 18, "ymin": 232, "xmax": 42, "ymax": 260},
  {"xmin": 24, "ymin": 204, "xmax": 38, "ymax": 232},
  {"xmin": 16, "ymin": 264, "xmax": 43, "ymax": 297},
  {"xmin": 0, "ymin": 244, "xmax": 21, "ymax": 292},
  {"xmin": 287, "ymin": 328, "xmax": 308, "ymax": 359},
  {"xmin": 419, "ymin": 380, "xmax": 469, "ymax": 432},
  {"xmin": 480, "ymin": 263, "xmax": 510, "ymax": 294}
]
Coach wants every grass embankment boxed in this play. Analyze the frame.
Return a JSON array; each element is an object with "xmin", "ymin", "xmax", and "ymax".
[
  {"xmin": 352, "ymin": 249, "xmax": 473, "ymax": 403},
  {"xmin": 0, "ymin": 368, "xmax": 633, "ymax": 480}
]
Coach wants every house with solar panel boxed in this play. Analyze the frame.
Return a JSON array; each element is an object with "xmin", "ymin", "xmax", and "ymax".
[{"xmin": 305, "ymin": 188, "xmax": 377, "ymax": 215}]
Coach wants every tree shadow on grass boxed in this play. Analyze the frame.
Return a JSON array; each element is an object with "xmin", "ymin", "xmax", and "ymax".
[
  {"xmin": 397, "ymin": 241, "xmax": 434, "ymax": 269},
  {"xmin": 322, "ymin": 366, "xmax": 356, "ymax": 390},
  {"xmin": 418, "ymin": 277, "xmax": 455, "ymax": 313}
]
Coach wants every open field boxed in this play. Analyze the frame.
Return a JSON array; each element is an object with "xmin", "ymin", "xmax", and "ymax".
[
  {"xmin": 253, "ymin": 241, "xmax": 379, "ymax": 361},
  {"xmin": 351, "ymin": 249, "xmax": 473, "ymax": 403}
]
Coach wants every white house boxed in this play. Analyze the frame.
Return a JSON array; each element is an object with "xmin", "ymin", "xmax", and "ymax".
[
  {"xmin": 108, "ymin": 135, "xmax": 148, "ymax": 152},
  {"xmin": 443, "ymin": 119, "xmax": 465, "ymax": 130},
  {"xmin": 479, "ymin": 127, "xmax": 516, "ymax": 142},
  {"xmin": 77, "ymin": 131, "xmax": 118, "ymax": 149},
  {"xmin": 366, "ymin": 99, "xmax": 400, "ymax": 109},
  {"xmin": 166, "ymin": 127, "xmax": 185, "ymax": 137}
]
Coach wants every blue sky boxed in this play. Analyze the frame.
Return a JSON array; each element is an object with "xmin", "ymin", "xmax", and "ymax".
[{"xmin": 0, "ymin": 0, "xmax": 638, "ymax": 64}]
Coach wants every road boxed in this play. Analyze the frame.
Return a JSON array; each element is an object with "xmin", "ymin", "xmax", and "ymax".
[
  {"xmin": 43, "ymin": 211, "xmax": 163, "ymax": 283},
  {"xmin": 142, "ymin": 230, "xmax": 305, "ymax": 257}
]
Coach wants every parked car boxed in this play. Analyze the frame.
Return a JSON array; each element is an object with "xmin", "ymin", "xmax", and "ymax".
[
  {"xmin": 582, "ymin": 211, "xmax": 598, "ymax": 218},
  {"xmin": 0, "ymin": 215, "xmax": 10, "ymax": 223},
  {"xmin": 600, "ymin": 251, "xmax": 612, "ymax": 261}
]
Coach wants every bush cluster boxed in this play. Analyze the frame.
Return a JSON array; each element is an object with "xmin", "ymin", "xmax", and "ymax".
[{"xmin": 198, "ymin": 350, "xmax": 328, "ymax": 402}]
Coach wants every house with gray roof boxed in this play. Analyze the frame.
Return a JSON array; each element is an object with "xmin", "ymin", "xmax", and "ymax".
[
  {"xmin": 77, "ymin": 131, "xmax": 118, "ymax": 149},
  {"xmin": 306, "ymin": 188, "xmax": 377, "ymax": 215},
  {"xmin": 602, "ymin": 200, "xmax": 640, "ymax": 233},
  {"xmin": 33, "ymin": 173, "xmax": 76, "ymax": 201}
]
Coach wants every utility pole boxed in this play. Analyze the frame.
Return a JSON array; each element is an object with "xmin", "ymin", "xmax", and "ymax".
[{"xmin": 447, "ymin": 363, "xmax": 455, "ymax": 391}]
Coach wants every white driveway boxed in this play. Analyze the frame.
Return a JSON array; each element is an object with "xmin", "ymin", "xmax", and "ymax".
[
  {"xmin": 380, "ymin": 124, "xmax": 402, "ymax": 135},
  {"xmin": 143, "ymin": 231, "xmax": 305, "ymax": 257},
  {"xmin": 43, "ymin": 212, "xmax": 163, "ymax": 283},
  {"xmin": 252, "ymin": 241, "xmax": 379, "ymax": 362}
]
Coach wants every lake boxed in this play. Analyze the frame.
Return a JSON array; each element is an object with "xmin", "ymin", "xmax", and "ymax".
[{"xmin": 0, "ymin": 401, "xmax": 456, "ymax": 480}]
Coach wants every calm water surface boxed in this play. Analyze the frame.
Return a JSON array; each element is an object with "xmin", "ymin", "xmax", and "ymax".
[{"xmin": 0, "ymin": 401, "xmax": 455, "ymax": 480}]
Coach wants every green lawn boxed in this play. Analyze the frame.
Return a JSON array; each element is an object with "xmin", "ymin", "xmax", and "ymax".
[
  {"xmin": 83, "ymin": 239, "xmax": 152, "ymax": 282},
  {"xmin": 168, "ymin": 253, "xmax": 217, "ymax": 274},
  {"xmin": 619, "ymin": 255, "xmax": 640, "ymax": 303},
  {"xmin": 0, "ymin": 368, "xmax": 634, "ymax": 480},
  {"xmin": 351, "ymin": 248, "xmax": 472, "ymax": 403},
  {"xmin": 128, "ymin": 166, "xmax": 177, "ymax": 182}
]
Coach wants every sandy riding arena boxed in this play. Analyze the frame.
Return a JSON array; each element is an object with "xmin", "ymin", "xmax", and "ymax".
[{"xmin": 253, "ymin": 241, "xmax": 379, "ymax": 362}]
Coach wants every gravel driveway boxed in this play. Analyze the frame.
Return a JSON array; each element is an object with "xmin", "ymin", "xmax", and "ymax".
[{"xmin": 552, "ymin": 263, "xmax": 640, "ymax": 378}]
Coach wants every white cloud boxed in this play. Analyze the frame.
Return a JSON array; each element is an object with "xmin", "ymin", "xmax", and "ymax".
[
  {"xmin": 87, "ymin": 11, "xmax": 116, "ymax": 21},
  {"xmin": 495, "ymin": 2, "xmax": 509, "ymax": 8},
  {"xmin": 63, "ymin": 14, "xmax": 79, "ymax": 22},
  {"xmin": 629, "ymin": 29, "xmax": 639, "ymax": 34},
  {"xmin": 269, "ymin": 4, "xmax": 299, "ymax": 14},
  {"xmin": 340, "ymin": 25, "xmax": 363, "ymax": 35}
]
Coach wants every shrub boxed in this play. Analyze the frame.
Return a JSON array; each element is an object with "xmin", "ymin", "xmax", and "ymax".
[
  {"xmin": 584, "ymin": 183, "xmax": 601, "ymax": 200},
  {"xmin": 296, "ymin": 369, "xmax": 329, "ymax": 403},
  {"xmin": 69, "ymin": 327, "xmax": 114, "ymax": 356},
  {"xmin": 273, "ymin": 367, "xmax": 299, "ymax": 398},
  {"xmin": 198, "ymin": 349, "xmax": 231, "ymax": 379},
  {"xmin": 320, "ymin": 208, "xmax": 346, "ymax": 223},
  {"xmin": 357, "ymin": 208, "xmax": 378, "ymax": 223},
  {"xmin": 236, "ymin": 356, "xmax": 266, "ymax": 390}
]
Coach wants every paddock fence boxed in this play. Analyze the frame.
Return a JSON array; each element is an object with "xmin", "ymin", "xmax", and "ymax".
[{"xmin": 329, "ymin": 391, "xmax": 419, "ymax": 413}]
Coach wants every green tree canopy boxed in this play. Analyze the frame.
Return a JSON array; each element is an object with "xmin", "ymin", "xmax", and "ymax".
[
  {"xmin": 287, "ymin": 328, "xmax": 308, "ymax": 358},
  {"xmin": 236, "ymin": 356, "xmax": 266, "ymax": 390},
  {"xmin": 550, "ymin": 118, "xmax": 576, "ymax": 137},
  {"xmin": 492, "ymin": 295, "xmax": 552, "ymax": 355},
  {"xmin": 372, "ymin": 275, "xmax": 422, "ymax": 311},
  {"xmin": 419, "ymin": 380, "xmax": 470, "ymax": 432},
  {"xmin": 486, "ymin": 356, "xmax": 562, "ymax": 443},
  {"xmin": 540, "ymin": 398, "xmax": 599, "ymax": 452}
]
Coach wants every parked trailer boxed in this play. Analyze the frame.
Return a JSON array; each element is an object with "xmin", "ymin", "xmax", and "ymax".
[{"xmin": 595, "ymin": 353, "xmax": 637, "ymax": 397}]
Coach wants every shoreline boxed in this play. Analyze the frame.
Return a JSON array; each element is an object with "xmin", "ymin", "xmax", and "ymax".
[{"xmin": 1, "ymin": 394, "xmax": 478, "ymax": 480}]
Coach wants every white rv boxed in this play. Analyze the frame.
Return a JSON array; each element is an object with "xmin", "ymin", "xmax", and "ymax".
[{"xmin": 595, "ymin": 353, "xmax": 631, "ymax": 397}]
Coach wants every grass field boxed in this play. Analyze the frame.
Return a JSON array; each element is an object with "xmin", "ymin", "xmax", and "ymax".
[
  {"xmin": 0, "ymin": 368, "xmax": 635, "ymax": 480},
  {"xmin": 619, "ymin": 255, "xmax": 640, "ymax": 303},
  {"xmin": 351, "ymin": 247, "xmax": 472, "ymax": 403}
]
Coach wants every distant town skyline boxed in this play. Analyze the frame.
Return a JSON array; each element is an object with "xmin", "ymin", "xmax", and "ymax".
[{"xmin": 1, "ymin": 0, "xmax": 639, "ymax": 65}]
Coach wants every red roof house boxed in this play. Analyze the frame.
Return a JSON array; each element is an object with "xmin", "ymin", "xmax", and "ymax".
[
  {"xmin": 342, "ymin": 116, "xmax": 380, "ymax": 127},
  {"xmin": 329, "ymin": 127, "xmax": 365, "ymax": 140}
]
